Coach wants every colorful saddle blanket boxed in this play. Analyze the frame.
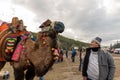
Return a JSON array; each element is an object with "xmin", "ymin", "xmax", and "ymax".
[
  {"xmin": 0, "ymin": 29, "xmax": 11, "ymax": 61},
  {"xmin": 0, "ymin": 30, "xmax": 30, "ymax": 61},
  {"xmin": 4, "ymin": 35, "xmax": 18, "ymax": 61}
]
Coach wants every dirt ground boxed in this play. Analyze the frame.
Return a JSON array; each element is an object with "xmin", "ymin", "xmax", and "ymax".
[{"xmin": 1, "ymin": 53, "xmax": 120, "ymax": 80}]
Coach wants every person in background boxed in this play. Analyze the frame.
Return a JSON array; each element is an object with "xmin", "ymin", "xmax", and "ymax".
[
  {"xmin": 79, "ymin": 47, "xmax": 86, "ymax": 71},
  {"xmin": 59, "ymin": 48, "xmax": 64, "ymax": 62},
  {"xmin": 39, "ymin": 76, "xmax": 44, "ymax": 80},
  {"xmin": 65, "ymin": 48, "xmax": 68, "ymax": 58},
  {"xmin": 82, "ymin": 37, "xmax": 115, "ymax": 80},
  {"xmin": 71, "ymin": 48, "xmax": 77, "ymax": 62}
]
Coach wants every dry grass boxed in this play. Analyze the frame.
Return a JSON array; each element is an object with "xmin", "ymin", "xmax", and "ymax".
[
  {"xmin": 43, "ymin": 57, "xmax": 82, "ymax": 80},
  {"xmin": 114, "ymin": 59, "xmax": 120, "ymax": 79},
  {"xmin": 112, "ymin": 53, "xmax": 120, "ymax": 57},
  {"xmin": 1, "ymin": 53, "xmax": 120, "ymax": 80}
]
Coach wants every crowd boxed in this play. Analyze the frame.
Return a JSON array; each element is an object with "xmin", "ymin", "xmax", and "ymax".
[{"xmin": 52, "ymin": 37, "xmax": 115, "ymax": 80}]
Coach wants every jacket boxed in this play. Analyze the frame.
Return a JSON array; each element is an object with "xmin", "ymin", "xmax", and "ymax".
[
  {"xmin": 82, "ymin": 48, "xmax": 115, "ymax": 80},
  {"xmin": 71, "ymin": 49, "xmax": 76, "ymax": 57}
]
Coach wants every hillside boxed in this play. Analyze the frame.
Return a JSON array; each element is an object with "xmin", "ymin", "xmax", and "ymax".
[{"xmin": 58, "ymin": 35, "xmax": 89, "ymax": 50}]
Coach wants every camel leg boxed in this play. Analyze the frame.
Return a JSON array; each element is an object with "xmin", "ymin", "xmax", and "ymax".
[
  {"xmin": 25, "ymin": 66, "xmax": 35, "ymax": 80},
  {"xmin": 0, "ymin": 61, "xmax": 6, "ymax": 71},
  {"xmin": 13, "ymin": 68, "xmax": 24, "ymax": 80}
]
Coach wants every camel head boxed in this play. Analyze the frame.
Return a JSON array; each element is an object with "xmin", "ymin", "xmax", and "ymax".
[
  {"xmin": 36, "ymin": 19, "xmax": 65, "ymax": 48},
  {"xmin": 39, "ymin": 19, "xmax": 65, "ymax": 33}
]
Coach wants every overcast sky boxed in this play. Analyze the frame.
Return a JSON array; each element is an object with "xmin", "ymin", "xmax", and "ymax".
[{"xmin": 0, "ymin": 0, "xmax": 120, "ymax": 46}]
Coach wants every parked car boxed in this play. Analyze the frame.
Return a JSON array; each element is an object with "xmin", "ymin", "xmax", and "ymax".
[
  {"xmin": 110, "ymin": 48, "xmax": 114, "ymax": 53},
  {"xmin": 114, "ymin": 48, "xmax": 120, "ymax": 54}
]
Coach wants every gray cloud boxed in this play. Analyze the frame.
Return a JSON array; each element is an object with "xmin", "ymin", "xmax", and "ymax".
[{"xmin": 11, "ymin": 0, "xmax": 120, "ymax": 45}]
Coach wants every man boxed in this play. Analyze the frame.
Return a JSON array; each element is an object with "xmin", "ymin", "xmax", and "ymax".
[
  {"xmin": 65, "ymin": 48, "xmax": 68, "ymax": 58},
  {"xmin": 82, "ymin": 37, "xmax": 115, "ymax": 80},
  {"xmin": 71, "ymin": 48, "xmax": 77, "ymax": 62}
]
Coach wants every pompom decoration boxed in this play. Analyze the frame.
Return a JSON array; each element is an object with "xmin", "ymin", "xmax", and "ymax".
[{"xmin": 53, "ymin": 49, "xmax": 59, "ymax": 61}]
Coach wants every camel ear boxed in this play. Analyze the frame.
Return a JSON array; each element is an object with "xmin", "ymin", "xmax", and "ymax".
[{"xmin": 39, "ymin": 19, "xmax": 52, "ymax": 28}]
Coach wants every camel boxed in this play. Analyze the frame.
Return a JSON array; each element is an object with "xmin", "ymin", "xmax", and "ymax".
[{"xmin": 0, "ymin": 19, "xmax": 65, "ymax": 80}]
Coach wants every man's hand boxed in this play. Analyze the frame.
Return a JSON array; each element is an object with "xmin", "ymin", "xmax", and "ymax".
[{"xmin": 83, "ymin": 76, "xmax": 87, "ymax": 80}]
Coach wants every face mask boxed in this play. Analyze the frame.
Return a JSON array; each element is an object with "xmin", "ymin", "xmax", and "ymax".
[{"xmin": 91, "ymin": 47, "xmax": 100, "ymax": 52}]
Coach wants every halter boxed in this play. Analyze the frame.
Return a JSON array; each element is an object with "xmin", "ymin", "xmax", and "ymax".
[
  {"xmin": 40, "ymin": 21, "xmax": 58, "ymax": 36},
  {"xmin": 38, "ymin": 29, "xmax": 58, "ymax": 53}
]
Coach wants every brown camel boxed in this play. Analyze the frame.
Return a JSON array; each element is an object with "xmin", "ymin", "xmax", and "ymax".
[{"xmin": 0, "ymin": 19, "xmax": 65, "ymax": 80}]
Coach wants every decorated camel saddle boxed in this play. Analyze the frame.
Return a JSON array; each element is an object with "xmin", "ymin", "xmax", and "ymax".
[{"xmin": 0, "ymin": 17, "xmax": 29, "ymax": 61}]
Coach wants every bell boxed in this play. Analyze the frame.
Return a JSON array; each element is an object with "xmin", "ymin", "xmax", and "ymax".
[
  {"xmin": 43, "ymin": 41, "xmax": 46, "ymax": 44},
  {"xmin": 51, "ymin": 48, "xmax": 55, "ymax": 51},
  {"xmin": 53, "ymin": 56, "xmax": 58, "ymax": 61}
]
